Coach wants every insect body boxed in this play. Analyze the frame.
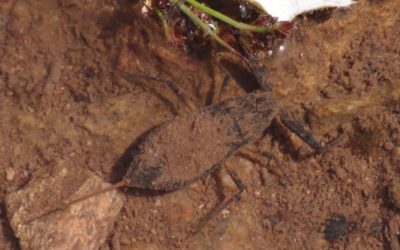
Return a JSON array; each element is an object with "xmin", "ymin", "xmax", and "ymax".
[
  {"xmin": 125, "ymin": 91, "xmax": 277, "ymax": 191},
  {"xmin": 123, "ymin": 84, "xmax": 331, "ymax": 193}
]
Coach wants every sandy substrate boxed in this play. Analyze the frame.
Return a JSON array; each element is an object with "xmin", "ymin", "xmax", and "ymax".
[{"xmin": 0, "ymin": 0, "xmax": 399, "ymax": 249}]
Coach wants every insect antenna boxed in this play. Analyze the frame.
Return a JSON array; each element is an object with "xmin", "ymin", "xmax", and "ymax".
[{"xmin": 24, "ymin": 180, "xmax": 128, "ymax": 224}]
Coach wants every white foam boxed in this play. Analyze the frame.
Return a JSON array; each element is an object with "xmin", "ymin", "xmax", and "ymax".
[{"xmin": 248, "ymin": 0, "xmax": 356, "ymax": 21}]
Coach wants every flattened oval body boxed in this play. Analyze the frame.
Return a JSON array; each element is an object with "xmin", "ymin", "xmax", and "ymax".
[{"xmin": 124, "ymin": 91, "xmax": 278, "ymax": 191}]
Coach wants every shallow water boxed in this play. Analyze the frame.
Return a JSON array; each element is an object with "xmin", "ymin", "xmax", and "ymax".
[{"xmin": 0, "ymin": 0, "xmax": 399, "ymax": 249}]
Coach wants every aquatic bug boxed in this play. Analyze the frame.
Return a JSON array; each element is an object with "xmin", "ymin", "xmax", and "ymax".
[
  {"xmin": 25, "ymin": 51, "xmax": 341, "ymax": 229},
  {"xmin": 25, "ymin": 54, "xmax": 345, "ymax": 230},
  {"xmin": 119, "ymin": 82, "xmax": 342, "ymax": 229},
  {"xmin": 110, "ymin": 80, "xmax": 341, "ymax": 231},
  {"xmin": 123, "ymin": 90, "xmax": 324, "ymax": 192},
  {"xmin": 27, "ymin": 83, "xmax": 338, "ymax": 229}
]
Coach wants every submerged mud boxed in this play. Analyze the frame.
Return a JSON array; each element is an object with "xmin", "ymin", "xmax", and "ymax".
[{"xmin": 0, "ymin": 0, "xmax": 399, "ymax": 249}]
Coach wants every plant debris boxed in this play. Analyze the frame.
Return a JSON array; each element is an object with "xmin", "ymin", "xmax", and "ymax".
[{"xmin": 142, "ymin": 0, "xmax": 355, "ymax": 52}]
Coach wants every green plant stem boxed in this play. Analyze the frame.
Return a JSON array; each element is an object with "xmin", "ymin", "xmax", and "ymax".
[
  {"xmin": 185, "ymin": 0, "xmax": 274, "ymax": 33},
  {"xmin": 155, "ymin": 7, "xmax": 171, "ymax": 38},
  {"xmin": 172, "ymin": 0, "xmax": 237, "ymax": 53}
]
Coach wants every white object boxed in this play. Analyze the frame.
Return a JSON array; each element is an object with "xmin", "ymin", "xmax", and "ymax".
[{"xmin": 248, "ymin": 0, "xmax": 356, "ymax": 21}]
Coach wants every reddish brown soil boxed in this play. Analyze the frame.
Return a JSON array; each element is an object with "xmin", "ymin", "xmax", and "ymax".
[{"xmin": 0, "ymin": 0, "xmax": 399, "ymax": 249}]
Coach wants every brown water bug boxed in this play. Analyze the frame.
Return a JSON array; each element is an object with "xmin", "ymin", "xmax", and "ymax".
[
  {"xmin": 26, "ymin": 81, "xmax": 342, "ymax": 229},
  {"xmin": 122, "ymin": 90, "xmax": 328, "ymax": 191}
]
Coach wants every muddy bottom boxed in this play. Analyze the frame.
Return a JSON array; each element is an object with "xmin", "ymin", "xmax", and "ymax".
[{"xmin": 0, "ymin": 0, "xmax": 400, "ymax": 249}]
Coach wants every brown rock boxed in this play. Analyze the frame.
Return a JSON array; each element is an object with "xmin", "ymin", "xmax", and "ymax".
[
  {"xmin": 5, "ymin": 160, "xmax": 124, "ymax": 250},
  {"xmin": 7, "ymin": 1, "xmax": 32, "ymax": 37},
  {"xmin": 5, "ymin": 167, "xmax": 15, "ymax": 181},
  {"xmin": 333, "ymin": 166, "xmax": 347, "ymax": 180},
  {"xmin": 393, "ymin": 146, "xmax": 400, "ymax": 158},
  {"xmin": 163, "ymin": 191, "xmax": 194, "ymax": 224},
  {"xmin": 384, "ymin": 141, "xmax": 394, "ymax": 151},
  {"xmin": 214, "ymin": 203, "xmax": 262, "ymax": 250},
  {"xmin": 389, "ymin": 179, "xmax": 400, "ymax": 210}
]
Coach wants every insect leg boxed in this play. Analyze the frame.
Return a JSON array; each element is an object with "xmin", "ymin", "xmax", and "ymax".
[
  {"xmin": 120, "ymin": 71, "xmax": 199, "ymax": 111},
  {"xmin": 237, "ymin": 147, "xmax": 292, "ymax": 186},
  {"xmin": 195, "ymin": 165, "xmax": 245, "ymax": 232},
  {"xmin": 279, "ymin": 111, "xmax": 322, "ymax": 151},
  {"xmin": 216, "ymin": 74, "xmax": 232, "ymax": 103},
  {"xmin": 280, "ymin": 111, "xmax": 345, "ymax": 154}
]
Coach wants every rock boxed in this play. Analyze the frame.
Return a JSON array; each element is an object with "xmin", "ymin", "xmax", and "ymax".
[
  {"xmin": 5, "ymin": 167, "xmax": 15, "ymax": 181},
  {"xmin": 163, "ymin": 191, "xmax": 194, "ymax": 224},
  {"xmin": 260, "ymin": 168, "xmax": 272, "ymax": 186},
  {"xmin": 388, "ymin": 216, "xmax": 400, "ymax": 250},
  {"xmin": 389, "ymin": 178, "xmax": 400, "ymax": 210},
  {"xmin": 213, "ymin": 203, "xmax": 261, "ymax": 249},
  {"xmin": 384, "ymin": 141, "xmax": 394, "ymax": 151},
  {"xmin": 332, "ymin": 166, "xmax": 347, "ymax": 180},
  {"xmin": 7, "ymin": 1, "xmax": 32, "ymax": 37},
  {"xmin": 324, "ymin": 213, "xmax": 349, "ymax": 241},
  {"xmin": 5, "ymin": 160, "xmax": 124, "ymax": 250},
  {"xmin": 395, "ymin": 146, "xmax": 400, "ymax": 157}
]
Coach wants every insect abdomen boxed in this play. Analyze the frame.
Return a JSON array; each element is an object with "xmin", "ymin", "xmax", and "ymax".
[{"xmin": 124, "ymin": 92, "xmax": 277, "ymax": 191}]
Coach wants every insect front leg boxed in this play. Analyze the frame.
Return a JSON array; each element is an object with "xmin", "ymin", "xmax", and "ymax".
[{"xmin": 279, "ymin": 110, "xmax": 345, "ymax": 154}]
